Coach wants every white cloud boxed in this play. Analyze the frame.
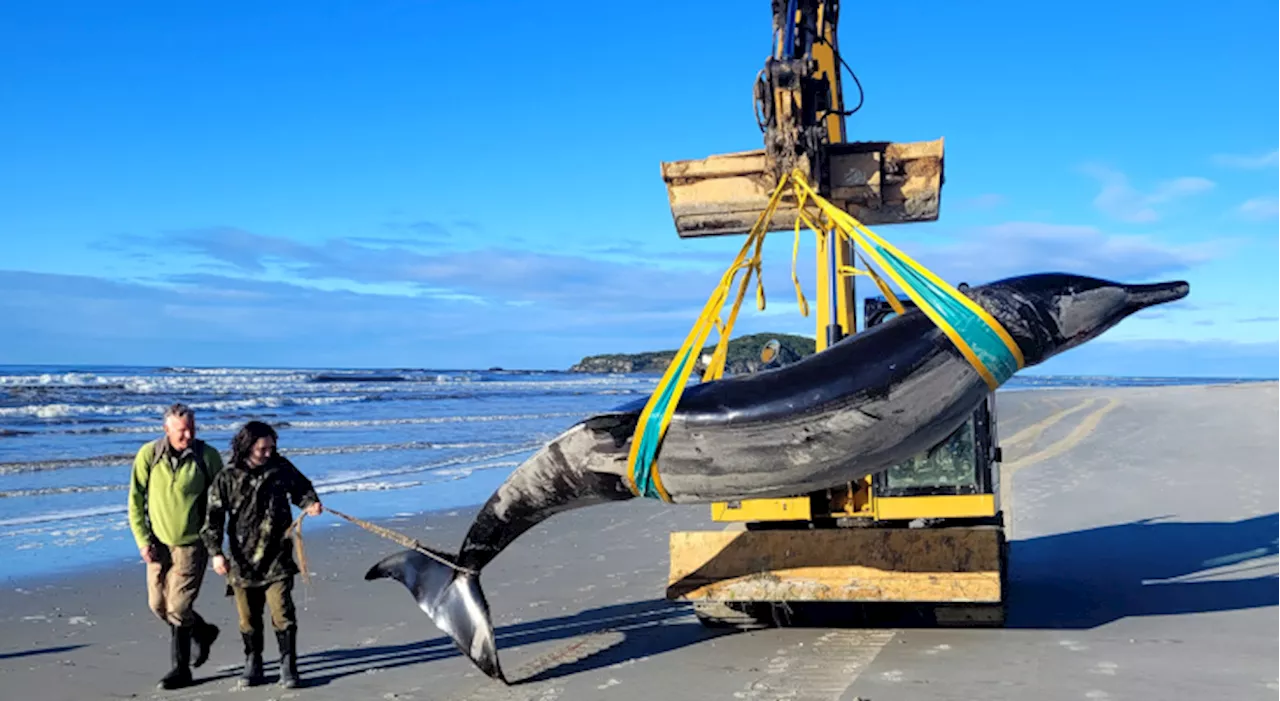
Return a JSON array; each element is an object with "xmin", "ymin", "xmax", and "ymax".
[
  {"xmin": 891, "ymin": 221, "xmax": 1220, "ymax": 286},
  {"xmin": 1081, "ymin": 165, "xmax": 1215, "ymax": 223},
  {"xmin": 1238, "ymin": 196, "xmax": 1280, "ymax": 220},
  {"xmin": 71, "ymin": 211, "xmax": 1241, "ymax": 369},
  {"xmin": 1212, "ymin": 150, "xmax": 1279, "ymax": 169},
  {"xmin": 0, "ymin": 269, "xmax": 720, "ymax": 369},
  {"xmin": 129, "ymin": 230, "xmax": 724, "ymax": 315}
]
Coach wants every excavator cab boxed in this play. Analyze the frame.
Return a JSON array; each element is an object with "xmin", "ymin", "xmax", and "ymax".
[{"xmin": 864, "ymin": 295, "xmax": 1003, "ymax": 519}]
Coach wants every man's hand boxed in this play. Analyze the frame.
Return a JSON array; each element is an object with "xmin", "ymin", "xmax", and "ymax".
[
  {"xmin": 140, "ymin": 544, "xmax": 156, "ymax": 564},
  {"xmin": 306, "ymin": 501, "xmax": 323, "ymax": 517},
  {"xmin": 212, "ymin": 555, "xmax": 228, "ymax": 576}
]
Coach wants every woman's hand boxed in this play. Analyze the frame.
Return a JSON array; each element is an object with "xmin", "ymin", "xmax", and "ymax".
[
  {"xmin": 306, "ymin": 501, "xmax": 323, "ymax": 517},
  {"xmin": 212, "ymin": 555, "xmax": 228, "ymax": 576}
]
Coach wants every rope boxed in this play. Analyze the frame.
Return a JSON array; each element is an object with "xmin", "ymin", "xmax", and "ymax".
[
  {"xmin": 290, "ymin": 510, "xmax": 310, "ymax": 586},
  {"xmin": 624, "ymin": 168, "xmax": 1025, "ymax": 503},
  {"xmin": 285, "ymin": 505, "xmax": 478, "ymax": 586}
]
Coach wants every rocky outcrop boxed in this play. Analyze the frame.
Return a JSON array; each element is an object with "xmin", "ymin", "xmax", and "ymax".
[
  {"xmin": 569, "ymin": 333, "xmax": 816, "ymax": 376},
  {"xmin": 568, "ymin": 355, "xmax": 666, "ymax": 374}
]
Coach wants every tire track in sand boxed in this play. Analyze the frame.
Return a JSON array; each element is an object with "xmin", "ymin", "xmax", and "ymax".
[
  {"xmin": 735, "ymin": 629, "xmax": 897, "ymax": 700},
  {"xmin": 1000, "ymin": 397, "xmax": 1122, "ymax": 535},
  {"xmin": 1001, "ymin": 397, "xmax": 1103, "ymax": 455}
]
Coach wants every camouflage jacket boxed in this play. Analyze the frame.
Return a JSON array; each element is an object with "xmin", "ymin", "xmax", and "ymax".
[{"xmin": 200, "ymin": 455, "xmax": 320, "ymax": 588}]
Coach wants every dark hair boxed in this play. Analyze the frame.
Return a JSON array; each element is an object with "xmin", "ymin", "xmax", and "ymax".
[{"xmin": 230, "ymin": 420, "xmax": 279, "ymax": 469}]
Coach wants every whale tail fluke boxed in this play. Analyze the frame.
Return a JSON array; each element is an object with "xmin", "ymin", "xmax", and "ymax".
[{"xmin": 364, "ymin": 549, "xmax": 506, "ymax": 684}]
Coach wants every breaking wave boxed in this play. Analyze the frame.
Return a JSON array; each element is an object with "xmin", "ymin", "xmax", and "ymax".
[
  {"xmin": 0, "ymin": 505, "xmax": 129, "ymax": 528},
  {"xmin": 0, "ymin": 439, "xmax": 529, "ymax": 476},
  {"xmin": 5, "ymin": 411, "xmax": 587, "ymax": 438},
  {"xmin": 0, "ymin": 394, "xmax": 372, "ymax": 420}
]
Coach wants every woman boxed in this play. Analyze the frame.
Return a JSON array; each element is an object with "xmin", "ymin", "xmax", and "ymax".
[{"xmin": 201, "ymin": 420, "xmax": 322, "ymax": 689}]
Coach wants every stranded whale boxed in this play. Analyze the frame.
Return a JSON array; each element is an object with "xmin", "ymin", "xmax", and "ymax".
[{"xmin": 366, "ymin": 272, "xmax": 1190, "ymax": 682}]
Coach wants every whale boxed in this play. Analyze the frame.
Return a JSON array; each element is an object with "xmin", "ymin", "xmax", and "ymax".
[{"xmin": 364, "ymin": 272, "xmax": 1189, "ymax": 683}]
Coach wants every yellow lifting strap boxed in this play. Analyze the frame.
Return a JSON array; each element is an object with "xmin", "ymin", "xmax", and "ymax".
[
  {"xmin": 624, "ymin": 169, "xmax": 1025, "ymax": 502},
  {"xmin": 623, "ymin": 176, "xmax": 792, "ymax": 502},
  {"xmin": 787, "ymin": 171, "xmax": 1025, "ymax": 387}
]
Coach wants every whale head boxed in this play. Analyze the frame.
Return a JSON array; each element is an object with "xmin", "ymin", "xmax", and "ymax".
[{"xmin": 971, "ymin": 273, "xmax": 1190, "ymax": 367}]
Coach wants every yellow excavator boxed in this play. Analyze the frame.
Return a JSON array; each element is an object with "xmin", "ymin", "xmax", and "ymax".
[{"xmin": 659, "ymin": 0, "xmax": 1008, "ymax": 627}]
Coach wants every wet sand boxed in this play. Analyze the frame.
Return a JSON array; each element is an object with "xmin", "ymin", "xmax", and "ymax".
[{"xmin": 1, "ymin": 382, "xmax": 1276, "ymax": 701}]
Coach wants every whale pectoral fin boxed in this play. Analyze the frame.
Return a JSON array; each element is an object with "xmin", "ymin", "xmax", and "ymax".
[{"xmin": 364, "ymin": 550, "xmax": 506, "ymax": 684}]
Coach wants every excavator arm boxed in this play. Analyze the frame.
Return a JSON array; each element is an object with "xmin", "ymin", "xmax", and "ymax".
[
  {"xmin": 661, "ymin": 0, "xmax": 943, "ymax": 244},
  {"xmin": 756, "ymin": 0, "xmax": 846, "ymax": 187}
]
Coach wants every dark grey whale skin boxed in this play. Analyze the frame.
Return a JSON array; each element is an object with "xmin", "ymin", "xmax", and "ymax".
[{"xmin": 365, "ymin": 272, "xmax": 1189, "ymax": 683}]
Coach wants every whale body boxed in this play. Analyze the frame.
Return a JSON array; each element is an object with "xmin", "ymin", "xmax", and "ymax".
[{"xmin": 366, "ymin": 272, "xmax": 1190, "ymax": 682}]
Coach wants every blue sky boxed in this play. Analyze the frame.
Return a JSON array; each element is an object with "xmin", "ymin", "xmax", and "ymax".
[{"xmin": 1, "ymin": 0, "xmax": 1276, "ymax": 377}]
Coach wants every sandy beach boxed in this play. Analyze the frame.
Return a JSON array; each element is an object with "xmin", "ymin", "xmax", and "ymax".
[{"xmin": 1, "ymin": 382, "xmax": 1276, "ymax": 701}]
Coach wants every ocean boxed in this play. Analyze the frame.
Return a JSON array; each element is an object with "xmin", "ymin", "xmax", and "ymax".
[{"xmin": 0, "ymin": 364, "xmax": 1265, "ymax": 583}]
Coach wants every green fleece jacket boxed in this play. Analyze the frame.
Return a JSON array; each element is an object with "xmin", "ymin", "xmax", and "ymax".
[{"xmin": 128, "ymin": 437, "xmax": 224, "ymax": 550}]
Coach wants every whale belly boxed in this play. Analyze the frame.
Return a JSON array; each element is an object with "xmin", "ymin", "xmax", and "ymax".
[{"xmin": 654, "ymin": 352, "xmax": 988, "ymax": 503}]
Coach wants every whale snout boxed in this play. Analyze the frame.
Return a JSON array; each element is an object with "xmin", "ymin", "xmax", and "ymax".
[
  {"xmin": 1124, "ymin": 280, "xmax": 1190, "ymax": 311},
  {"xmin": 990, "ymin": 273, "xmax": 1194, "ymax": 368}
]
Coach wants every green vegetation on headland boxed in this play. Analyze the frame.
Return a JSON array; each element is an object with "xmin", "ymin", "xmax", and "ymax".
[{"xmin": 568, "ymin": 332, "xmax": 816, "ymax": 375}]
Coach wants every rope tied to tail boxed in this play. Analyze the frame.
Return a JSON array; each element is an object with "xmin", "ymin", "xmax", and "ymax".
[{"xmin": 285, "ymin": 505, "xmax": 478, "ymax": 586}]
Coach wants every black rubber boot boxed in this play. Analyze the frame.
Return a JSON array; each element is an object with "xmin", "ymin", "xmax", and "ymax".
[
  {"xmin": 158, "ymin": 625, "xmax": 194, "ymax": 690},
  {"xmin": 239, "ymin": 630, "xmax": 263, "ymax": 687},
  {"xmin": 276, "ymin": 627, "xmax": 299, "ymax": 689},
  {"xmin": 192, "ymin": 614, "xmax": 219, "ymax": 668}
]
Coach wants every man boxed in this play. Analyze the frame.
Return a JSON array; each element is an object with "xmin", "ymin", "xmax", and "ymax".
[{"xmin": 128, "ymin": 402, "xmax": 224, "ymax": 690}]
